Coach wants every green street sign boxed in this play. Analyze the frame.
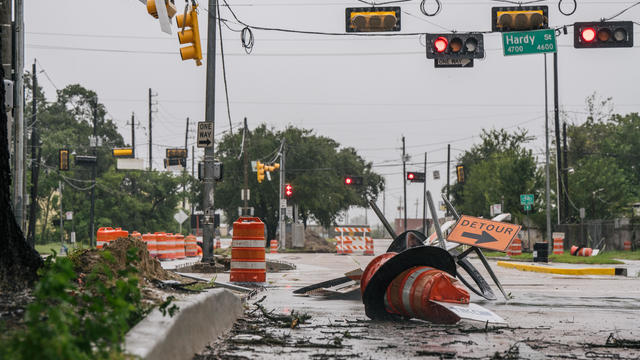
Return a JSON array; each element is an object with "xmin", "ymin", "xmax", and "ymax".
[
  {"xmin": 524, "ymin": 204, "xmax": 532, "ymax": 211},
  {"xmin": 502, "ymin": 29, "xmax": 556, "ymax": 56},
  {"xmin": 520, "ymin": 194, "xmax": 534, "ymax": 205}
]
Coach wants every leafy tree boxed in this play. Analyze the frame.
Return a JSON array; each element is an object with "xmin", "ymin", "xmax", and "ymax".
[{"xmin": 215, "ymin": 124, "xmax": 384, "ymax": 240}]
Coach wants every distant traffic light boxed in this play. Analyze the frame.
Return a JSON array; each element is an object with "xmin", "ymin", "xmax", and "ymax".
[
  {"xmin": 344, "ymin": 176, "xmax": 363, "ymax": 186},
  {"xmin": 164, "ymin": 158, "xmax": 186, "ymax": 168},
  {"xmin": 147, "ymin": 0, "xmax": 177, "ymax": 19},
  {"xmin": 346, "ymin": 7, "xmax": 401, "ymax": 33},
  {"xmin": 492, "ymin": 6, "xmax": 548, "ymax": 32},
  {"xmin": 285, "ymin": 184, "xmax": 293, "ymax": 198},
  {"xmin": 574, "ymin": 21, "xmax": 633, "ymax": 48},
  {"xmin": 256, "ymin": 161, "xmax": 265, "ymax": 183},
  {"xmin": 456, "ymin": 165, "xmax": 465, "ymax": 184},
  {"xmin": 59, "ymin": 149, "xmax": 70, "ymax": 171},
  {"xmin": 75, "ymin": 155, "xmax": 97, "ymax": 166},
  {"xmin": 176, "ymin": 3, "xmax": 202, "ymax": 66},
  {"xmin": 426, "ymin": 33, "xmax": 485, "ymax": 59},
  {"xmin": 112, "ymin": 148, "xmax": 134, "ymax": 158},
  {"xmin": 406, "ymin": 171, "xmax": 426, "ymax": 183}
]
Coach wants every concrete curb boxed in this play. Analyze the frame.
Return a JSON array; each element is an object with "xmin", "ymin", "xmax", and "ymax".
[
  {"xmin": 497, "ymin": 261, "xmax": 627, "ymax": 276},
  {"xmin": 125, "ymin": 289, "xmax": 243, "ymax": 360}
]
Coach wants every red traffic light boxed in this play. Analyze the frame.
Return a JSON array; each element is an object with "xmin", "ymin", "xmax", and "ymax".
[
  {"xmin": 345, "ymin": 177, "xmax": 353, "ymax": 185},
  {"xmin": 434, "ymin": 36, "xmax": 448, "ymax": 53},
  {"xmin": 581, "ymin": 27, "xmax": 596, "ymax": 42},
  {"xmin": 285, "ymin": 183, "xmax": 293, "ymax": 197},
  {"xmin": 407, "ymin": 172, "xmax": 415, "ymax": 181}
]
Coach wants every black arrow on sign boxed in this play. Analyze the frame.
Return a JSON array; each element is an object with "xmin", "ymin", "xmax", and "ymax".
[
  {"xmin": 199, "ymin": 139, "xmax": 211, "ymax": 146},
  {"xmin": 461, "ymin": 231, "xmax": 498, "ymax": 245}
]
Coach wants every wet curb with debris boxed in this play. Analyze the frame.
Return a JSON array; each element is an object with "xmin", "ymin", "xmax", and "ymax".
[
  {"xmin": 497, "ymin": 261, "xmax": 627, "ymax": 276},
  {"xmin": 125, "ymin": 288, "xmax": 243, "ymax": 360}
]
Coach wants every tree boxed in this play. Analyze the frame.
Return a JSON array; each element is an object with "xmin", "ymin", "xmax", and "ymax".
[
  {"xmin": 0, "ymin": 60, "xmax": 42, "ymax": 290},
  {"xmin": 215, "ymin": 124, "xmax": 384, "ymax": 240}
]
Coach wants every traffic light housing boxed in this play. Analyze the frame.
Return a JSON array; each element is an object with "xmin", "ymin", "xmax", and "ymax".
[
  {"xmin": 425, "ymin": 33, "xmax": 485, "ymax": 59},
  {"xmin": 456, "ymin": 165, "xmax": 465, "ymax": 184},
  {"xmin": 166, "ymin": 148, "xmax": 187, "ymax": 159},
  {"xmin": 492, "ymin": 6, "xmax": 548, "ymax": 32},
  {"xmin": 164, "ymin": 158, "xmax": 186, "ymax": 168},
  {"xmin": 346, "ymin": 7, "xmax": 401, "ymax": 33},
  {"xmin": 147, "ymin": 0, "xmax": 177, "ymax": 19},
  {"xmin": 344, "ymin": 176, "xmax": 364, "ymax": 186},
  {"xmin": 176, "ymin": 4, "xmax": 202, "ymax": 66},
  {"xmin": 574, "ymin": 21, "xmax": 633, "ymax": 48},
  {"xmin": 59, "ymin": 149, "xmax": 70, "ymax": 171},
  {"xmin": 256, "ymin": 161, "xmax": 265, "ymax": 183},
  {"xmin": 406, "ymin": 171, "xmax": 426, "ymax": 183},
  {"xmin": 285, "ymin": 184, "xmax": 293, "ymax": 198},
  {"xmin": 75, "ymin": 155, "xmax": 97, "ymax": 166},
  {"xmin": 112, "ymin": 148, "xmax": 134, "ymax": 158}
]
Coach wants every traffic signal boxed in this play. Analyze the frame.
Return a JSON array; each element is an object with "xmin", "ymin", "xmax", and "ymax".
[
  {"xmin": 112, "ymin": 148, "xmax": 134, "ymax": 158},
  {"xmin": 344, "ymin": 176, "xmax": 363, "ymax": 186},
  {"xmin": 164, "ymin": 158, "xmax": 186, "ymax": 168},
  {"xmin": 147, "ymin": 0, "xmax": 177, "ymax": 19},
  {"xmin": 574, "ymin": 21, "xmax": 633, "ymax": 48},
  {"xmin": 59, "ymin": 149, "xmax": 70, "ymax": 171},
  {"xmin": 426, "ymin": 33, "xmax": 485, "ymax": 59},
  {"xmin": 285, "ymin": 184, "xmax": 293, "ymax": 198},
  {"xmin": 256, "ymin": 161, "xmax": 265, "ymax": 183},
  {"xmin": 492, "ymin": 6, "xmax": 548, "ymax": 32},
  {"xmin": 456, "ymin": 165, "xmax": 465, "ymax": 184},
  {"xmin": 406, "ymin": 171, "xmax": 426, "ymax": 183},
  {"xmin": 75, "ymin": 155, "xmax": 97, "ymax": 166},
  {"xmin": 176, "ymin": 4, "xmax": 202, "ymax": 66},
  {"xmin": 346, "ymin": 7, "xmax": 401, "ymax": 33}
]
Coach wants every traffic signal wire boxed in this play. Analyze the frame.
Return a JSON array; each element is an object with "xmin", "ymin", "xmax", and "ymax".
[{"xmin": 216, "ymin": 0, "xmax": 235, "ymax": 135}]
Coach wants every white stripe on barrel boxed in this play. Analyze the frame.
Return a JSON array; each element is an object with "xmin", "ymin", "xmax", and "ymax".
[
  {"xmin": 401, "ymin": 267, "xmax": 433, "ymax": 317},
  {"xmin": 231, "ymin": 261, "xmax": 266, "ymax": 270}
]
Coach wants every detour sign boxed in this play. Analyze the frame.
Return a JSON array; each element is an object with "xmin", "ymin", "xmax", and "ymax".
[{"xmin": 447, "ymin": 215, "xmax": 521, "ymax": 252}]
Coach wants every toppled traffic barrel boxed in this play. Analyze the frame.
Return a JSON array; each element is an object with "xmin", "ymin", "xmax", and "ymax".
[
  {"xmin": 230, "ymin": 217, "xmax": 266, "ymax": 283},
  {"xmin": 360, "ymin": 246, "xmax": 469, "ymax": 324},
  {"xmin": 570, "ymin": 245, "xmax": 593, "ymax": 257}
]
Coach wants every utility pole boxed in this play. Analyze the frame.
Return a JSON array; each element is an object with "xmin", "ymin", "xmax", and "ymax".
[
  {"xmin": 59, "ymin": 180, "xmax": 63, "ymax": 249},
  {"xmin": 562, "ymin": 122, "xmax": 569, "ymax": 222},
  {"xmin": 89, "ymin": 100, "xmax": 97, "ymax": 247},
  {"xmin": 446, "ymin": 144, "xmax": 451, "ymax": 217},
  {"xmin": 131, "ymin": 112, "xmax": 135, "ymax": 157},
  {"xmin": 422, "ymin": 152, "xmax": 427, "ymax": 234},
  {"xmin": 27, "ymin": 60, "xmax": 39, "ymax": 248},
  {"xmin": 242, "ymin": 118, "xmax": 249, "ymax": 215},
  {"xmin": 402, "ymin": 136, "xmax": 407, "ymax": 231},
  {"xmin": 553, "ymin": 52, "xmax": 562, "ymax": 225},
  {"xmin": 148, "ymin": 88, "xmax": 155, "ymax": 171},
  {"xmin": 191, "ymin": 145, "xmax": 195, "ymax": 226},
  {"xmin": 201, "ymin": 0, "xmax": 218, "ymax": 262},
  {"xmin": 279, "ymin": 139, "xmax": 286, "ymax": 249},
  {"xmin": 1, "ymin": 0, "xmax": 12, "ymax": 149},
  {"xmin": 544, "ymin": 54, "xmax": 552, "ymax": 243},
  {"xmin": 183, "ymin": 117, "xmax": 189, "ymax": 208},
  {"xmin": 13, "ymin": 0, "xmax": 25, "ymax": 231}
]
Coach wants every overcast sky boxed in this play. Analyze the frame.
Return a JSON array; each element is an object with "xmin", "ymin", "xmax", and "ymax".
[{"xmin": 25, "ymin": 0, "xmax": 640, "ymax": 226}]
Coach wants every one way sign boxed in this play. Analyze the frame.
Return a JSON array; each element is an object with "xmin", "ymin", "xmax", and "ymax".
[
  {"xmin": 197, "ymin": 122, "xmax": 213, "ymax": 148},
  {"xmin": 447, "ymin": 215, "xmax": 521, "ymax": 252}
]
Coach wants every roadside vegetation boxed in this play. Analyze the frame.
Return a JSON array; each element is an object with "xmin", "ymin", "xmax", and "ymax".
[{"xmin": 483, "ymin": 250, "xmax": 640, "ymax": 264}]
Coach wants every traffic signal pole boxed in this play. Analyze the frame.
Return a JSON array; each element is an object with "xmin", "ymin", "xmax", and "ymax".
[
  {"xmin": 402, "ymin": 136, "xmax": 407, "ymax": 231},
  {"xmin": 544, "ymin": 54, "xmax": 552, "ymax": 244},
  {"xmin": 242, "ymin": 118, "xmax": 248, "ymax": 215},
  {"xmin": 553, "ymin": 52, "xmax": 562, "ymax": 224},
  {"xmin": 279, "ymin": 139, "xmax": 286, "ymax": 250},
  {"xmin": 201, "ymin": 0, "xmax": 218, "ymax": 263}
]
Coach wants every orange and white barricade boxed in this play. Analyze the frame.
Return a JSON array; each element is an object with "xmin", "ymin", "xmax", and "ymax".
[
  {"xmin": 270, "ymin": 239, "xmax": 278, "ymax": 254},
  {"xmin": 335, "ymin": 227, "xmax": 373, "ymax": 256},
  {"xmin": 507, "ymin": 238, "xmax": 522, "ymax": 256},
  {"xmin": 552, "ymin": 232, "xmax": 565, "ymax": 255},
  {"xmin": 624, "ymin": 241, "xmax": 632, "ymax": 251},
  {"xmin": 142, "ymin": 233, "xmax": 158, "ymax": 258},
  {"xmin": 230, "ymin": 217, "xmax": 266, "ymax": 283},
  {"xmin": 185, "ymin": 235, "xmax": 198, "ymax": 257}
]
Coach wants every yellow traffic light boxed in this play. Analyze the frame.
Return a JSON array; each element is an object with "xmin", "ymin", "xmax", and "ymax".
[
  {"xmin": 456, "ymin": 165, "xmax": 465, "ymax": 184},
  {"xmin": 112, "ymin": 148, "xmax": 134, "ymax": 158},
  {"xmin": 176, "ymin": 4, "xmax": 202, "ymax": 66},
  {"xmin": 492, "ymin": 6, "xmax": 548, "ymax": 32},
  {"xmin": 256, "ymin": 161, "xmax": 265, "ymax": 183},
  {"xmin": 346, "ymin": 7, "xmax": 400, "ymax": 32},
  {"xmin": 59, "ymin": 149, "xmax": 69, "ymax": 171},
  {"xmin": 147, "ymin": 0, "xmax": 177, "ymax": 19},
  {"xmin": 273, "ymin": 163, "xmax": 280, "ymax": 169}
]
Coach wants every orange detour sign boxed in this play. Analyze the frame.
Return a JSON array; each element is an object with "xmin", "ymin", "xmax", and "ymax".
[{"xmin": 447, "ymin": 215, "xmax": 521, "ymax": 252}]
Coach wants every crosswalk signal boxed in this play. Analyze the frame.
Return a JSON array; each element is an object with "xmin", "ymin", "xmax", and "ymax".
[
  {"xmin": 492, "ymin": 6, "xmax": 548, "ymax": 32},
  {"xmin": 285, "ymin": 184, "xmax": 293, "ymax": 198},
  {"xmin": 256, "ymin": 161, "xmax": 265, "ymax": 183},
  {"xmin": 574, "ymin": 21, "xmax": 633, "ymax": 48},
  {"xmin": 346, "ymin": 7, "xmax": 401, "ymax": 33},
  {"xmin": 59, "ymin": 149, "xmax": 70, "ymax": 171},
  {"xmin": 456, "ymin": 165, "xmax": 465, "ymax": 184},
  {"xmin": 426, "ymin": 33, "xmax": 485, "ymax": 59},
  {"xmin": 176, "ymin": 4, "xmax": 202, "ymax": 66}
]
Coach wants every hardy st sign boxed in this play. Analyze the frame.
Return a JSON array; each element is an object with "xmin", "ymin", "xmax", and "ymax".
[{"xmin": 502, "ymin": 29, "xmax": 556, "ymax": 56}]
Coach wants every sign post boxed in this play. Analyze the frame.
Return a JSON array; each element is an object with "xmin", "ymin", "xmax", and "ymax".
[{"xmin": 502, "ymin": 29, "xmax": 556, "ymax": 56}]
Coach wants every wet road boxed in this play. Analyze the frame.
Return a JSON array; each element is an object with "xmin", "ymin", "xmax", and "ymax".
[{"xmin": 188, "ymin": 240, "xmax": 640, "ymax": 359}]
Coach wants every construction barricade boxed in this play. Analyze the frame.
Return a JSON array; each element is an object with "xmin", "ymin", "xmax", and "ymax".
[
  {"xmin": 571, "ymin": 245, "xmax": 593, "ymax": 257},
  {"xmin": 185, "ymin": 235, "xmax": 198, "ymax": 257},
  {"xmin": 552, "ymin": 232, "xmax": 565, "ymax": 255},
  {"xmin": 624, "ymin": 241, "xmax": 632, "ymax": 251},
  {"xmin": 142, "ymin": 233, "xmax": 158, "ymax": 258},
  {"xmin": 270, "ymin": 239, "xmax": 278, "ymax": 254},
  {"xmin": 507, "ymin": 238, "xmax": 522, "ymax": 256},
  {"xmin": 156, "ymin": 232, "xmax": 171, "ymax": 261},
  {"xmin": 96, "ymin": 227, "xmax": 113, "ymax": 249},
  {"xmin": 230, "ymin": 217, "xmax": 266, "ymax": 283},
  {"xmin": 335, "ymin": 226, "xmax": 373, "ymax": 256},
  {"xmin": 175, "ymin": 234, "xmax": 186, "ymax": 259}
]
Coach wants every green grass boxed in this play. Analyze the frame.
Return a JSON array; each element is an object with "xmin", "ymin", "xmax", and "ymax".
[
  {"xmin": 35, "ymin": 242, "xmax": 87, "ymax": 255},
  {"xmin": 481, "ymin": 250, "xmax": 640, "ymax": 264}
]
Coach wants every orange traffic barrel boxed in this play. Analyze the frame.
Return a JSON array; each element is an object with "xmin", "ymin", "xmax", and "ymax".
[
  {"xmin": 142, "ymin": 233, "xmax": 158, "ymax": 258},
  {"xmin": 185, "ymin": 235, "xmax": 198, "ymax": 257},
  {"xmin": 175, "ymin": 234, "xmax": 186, "ymax": 259},
  {"xmin": 508, "ymin": 238, "xmax": 522, "ymax": 256},
  {"xmin": 230, "ymin": 217, "xmax": 266, "ymax": 283},
  {"xmin": 96, "ymin": 227, "xmax": 113, "ymax": 249},
  {"xmin": 571, "ymin": 245, "xmax": 593, "ymax": 257},
  {"xmin": 624, "ymin": 241, "xmax": 632, "ymax": 251},
  {"xmin": 155, "ymin": 232, "xmax": 171, "ymax": 261},
  {"xmin": 364, "ymin": 236, "xmax": 374, "ymax": 256},
  {"xmin": 384, "ymin": 266, "xmax": 469, "ymax": 324},
  {"xmin": 166, "ymin": 233, "xmax": 177, "ymax": 260},
  {"xmin": 214, "ymin": 236, "xmax": 221, "ymax": 249},
  {"xmin": 553, "ymin": 237, "xmax": 564, "ymax": 255},
  {"xmin": 270, "ymin": 239, "xmax": 278, "ymax": 254},
  {"xmin": 131, "ymin": 231, "xmax": 142, "ymax": 241}
]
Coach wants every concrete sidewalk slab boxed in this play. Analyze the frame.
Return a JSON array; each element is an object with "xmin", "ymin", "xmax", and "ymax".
[
  {"xmin": 497, "ymin": 261, "xmax": 627, "ymax": 276},
  {"xmin": 125, "ymin": 288, "xmax": 242, "ymax": 360}
]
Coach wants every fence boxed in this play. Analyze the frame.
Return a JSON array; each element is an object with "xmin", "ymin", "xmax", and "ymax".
[{"xmin": 556, "ymin": 220, "xmax": 639, "ymax": 251}]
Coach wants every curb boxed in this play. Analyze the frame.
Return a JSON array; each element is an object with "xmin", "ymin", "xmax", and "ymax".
[
  {"xmin": 497, "ymin": 261, "xmax": 627, "ymax": 276},
  {"xmin": 125, "ymin": 289, "xmax": 243, "ymax": 360}
]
